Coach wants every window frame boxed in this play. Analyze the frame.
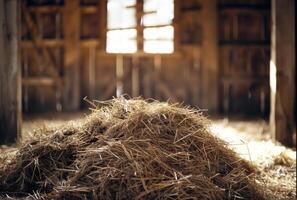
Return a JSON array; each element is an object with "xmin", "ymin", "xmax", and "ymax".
[{"xmin": 105, "ymin": 0, "xmax": 175, "ymax": 54}]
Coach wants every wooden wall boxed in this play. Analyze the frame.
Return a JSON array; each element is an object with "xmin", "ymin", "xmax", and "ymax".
[
  {"xmin": 219, "ymin": 0, "xmax": 271, "ymax": 116},
  {"xmin": 21, "ymin": 0, "xmax": 271, "ymax": 117}
]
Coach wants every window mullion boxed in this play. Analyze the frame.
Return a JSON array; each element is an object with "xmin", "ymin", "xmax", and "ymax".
[{"xmin": 136, "ymin": 0, "xmax": 143, "ymax": 52}]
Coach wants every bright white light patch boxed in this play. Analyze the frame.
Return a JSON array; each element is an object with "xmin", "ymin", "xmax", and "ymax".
[
  {"xmin": 106, "ymin": 29, "xmax": 137, "ymax": 53},
  {"xmin": 144, "ymin": 40, "xmax": 173, "ymax": 53},
  {"xmin": 144, "ymin": 26, "xmax": 174, "ymax": 40},
  {"xmin": 144, "ymin": 26, "xmax": 174, "ymax": 53},
  {"xmin": 106, "ymin": 0, "xmax": 137, "ymax": 53},
  {"xmin": 269, "ymin": 60, "xmax": 277, "ymax": 93},
  {"xmin": 106, "ymin": 0, "xmax": 174, "ymax": 54},
  {"xmin": 143, "ymin": 0, "xmax": 174, "ymax": 26},
  {"xmin": 107, "ymin": 1, "xmax": 136, "ymax": 29}
]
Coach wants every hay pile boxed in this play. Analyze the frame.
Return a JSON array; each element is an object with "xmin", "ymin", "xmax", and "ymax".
[{"xmin": 0, "ymin": 98, "xmax": 268, "ymax": 199}]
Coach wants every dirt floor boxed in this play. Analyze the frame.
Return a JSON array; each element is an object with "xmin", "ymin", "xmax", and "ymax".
[
  {"xmin": 211, "ymin": 118, "xmax": 296, "ymax": 199},
  {"xmin": 1, "ymin": 111, "xmax": 296, "ymax": 199}
]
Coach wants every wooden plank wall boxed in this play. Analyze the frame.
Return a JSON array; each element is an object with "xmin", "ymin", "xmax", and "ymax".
[
  {"xmin": 21, "ymin": 0, "xmax": 271, "ymax": 117},
  {"xmin": 218, "ymin": 0, "xmax": 271, "ymax": 116},
  {"xmin": 63, "ymin": 0, "xmax": 81, "ymax": 111}
]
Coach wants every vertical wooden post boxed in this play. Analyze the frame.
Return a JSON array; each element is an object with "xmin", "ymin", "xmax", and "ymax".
[
  {"xmin": 270, "ymin": 0, "xmax": 295, "ymax": 147},
  {"xmin": 99, "ymin": 0, "xmax": 107, "ymax": 50},
  {"xmin": 116, "ymin": 54, "xmax": 124, "ymax": 97},
  {"xmin": 173, "ymin": 0, "xmax": 181, "ymax": 52},
  {"xmin": 154, "ymin": 55, "xmax": 162, "ymax": 99},
  {"xmin": 201, "ymin": 0, "xmax": 219, "ymax": 113},
  {"xmin": 132, "ymin": 56, "xmax": 140, "ymax": 97},
  {"xmin": 88, "ymin": 47, "xmax": 96, "ymax": 99},
  {"xmin": 63, "ymin": 0, "xmax": 80, "ymax": 111},
  {"xmin": 0, "ymin": 0, "xmax": 21, "ymax": 144},
  {"xmin": 131, "ymin": 0, "xmax": 143, "ymax": 98},
  {"xmin": 136, "ymin": 0, "xmax": 143, "ymax": 52}
]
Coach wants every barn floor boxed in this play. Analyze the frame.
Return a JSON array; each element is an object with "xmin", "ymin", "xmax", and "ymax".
[{"xmin": 1, "ymin": 111, "xmax": 296, "ymax": 199}]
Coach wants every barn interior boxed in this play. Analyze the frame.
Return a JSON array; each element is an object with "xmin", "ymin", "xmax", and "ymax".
[{"xmin": 0, "ymin": 0, "xmax": 296, "ymax": 199}]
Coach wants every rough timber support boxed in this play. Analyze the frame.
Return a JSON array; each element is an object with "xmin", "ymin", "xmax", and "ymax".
[
  {"xmin": 270, "ymin": 0, "xmax": 296, "ymax": 147},
  {"xmin": 0, "ymin": 0, "xmax": 21, "ymax": 144}
]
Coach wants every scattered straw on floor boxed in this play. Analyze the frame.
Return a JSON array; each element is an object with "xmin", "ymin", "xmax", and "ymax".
[{"xmin": 0, "ymin": 98, "xmax": 278, "ymax": 199}]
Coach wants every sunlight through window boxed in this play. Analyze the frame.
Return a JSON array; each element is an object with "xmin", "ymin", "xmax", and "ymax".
[
  {"xmin": 143, "ymin": 0, "xmax": 174, "ymax": 53},
  {"xmin": 106, "ymin": 0, "xmax": 174, "ymax": 54},
  {"xmin": 106, "ymin": 0, "xmax": 137, "ymax": 53}
]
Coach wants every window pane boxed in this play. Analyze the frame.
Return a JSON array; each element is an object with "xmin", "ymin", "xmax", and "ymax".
[
  {"xmin": 144, "ymin": 26, "xmax": 173, "ymax": 40},
  {"xmin": 143, "ymin": 0, "xmax": 174, "ymax": 26},
  {"xmin": 144, "ymin": 40, "xmax": 174, "ymax": 53},
  {"xmin": 106, "ymin": 29, "xmax": 137, "ymax": 53},
  {"xmin": 106, "ymin": 0, "xmax": 174, "ymax": 54},
  {"xmin": 107, "ymin": 0, "xmax": 136, "ymax": 29},
  {"xmin": 143, "ymin": 0, "xmax": 158, "ymax": 12},
  {"xmin": 144, "ymin": 0, "xmax": 173, "ymax": 13}
]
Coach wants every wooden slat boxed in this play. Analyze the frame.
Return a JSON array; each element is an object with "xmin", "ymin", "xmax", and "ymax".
[
  {"xmin": 21, "ymin": 39, "xmax": 100, "ymax": 47},
  {"xmin": 21, "ymin": 39, "xmax": 64, "ymax": 47},
  {"xmin": 222, "ymin": 76, "xmax": 269, "ymax": 84},
  {"xmin": 201, "ymin": 0, "xmax": 219, "ymax": 112},
  {"xmin": 97, "ymin": 51, "xmax": 182, "ymax": 58},
  {"xmin": 219, "ymin": 41, "xmax": 270, "ymax": 46},
  {"xmin": 132, "ymin": 56, "xmax": 140, "ymax": 97},
  {"xmin": 116, "ymin": 54, "xmax": 124, "ymax": 97},
  {"xmin": 22, "ymin": 77, "xmax": 55, "ymax": 86},
  {"xmin": 220, "ymin": 9, "xmax": 269, "ymax": 15},
  {"xmin": 28, "ymin": 5, "xmax": 63, "ymax": 13},
  {"xmin": 81, "ymin": 5, "xmax": 98, "ymax": 14},
  {"xmin": 88, "ymin": 47, "xmax": 96, "ymax": 99},
  {"xmin": 63, "ymin": 0, "xmax": 81, "ymax": 110},
  {"xmin": 153, "ymin": 55, "xmax": 162, "ymax": 99},
  {"xmin": 174, "ymin": 0, "xmax": 181, "ymax": 52},
  {"xmin": 27, "ymin": 5, "xmax": 100, "ymax": 14},
  {"xmin": 81, "ymin": 39, "xmax": 100, "ymax": 47},
  {"xmin": 99, "ymin": 0, "xmax": 107, "ymax": 50},
  {"xmin": 218, "ymin": 4, "xmax": 270, "ymax": 10}
]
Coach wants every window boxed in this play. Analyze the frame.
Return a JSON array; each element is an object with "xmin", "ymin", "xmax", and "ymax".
[
  {"xmin": 106, "ymin": 0, "xmax": 137, "ymax": 53},
  {"xmin": 106, "ymin": 0, "xmax": 174, "ymax": 54},
  {"xmin": 143, "ymin": 0, "xmax": 174, "ymax": 53}
]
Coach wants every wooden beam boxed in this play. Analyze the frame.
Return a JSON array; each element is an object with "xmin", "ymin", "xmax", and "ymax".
[
  {"xmin": 21, "ymin": 39, "xmax": 99, "ymax": 48},
  {"xmin": 116, "ymin": 55, "xmax": 124, "ymax": 97},
  {"xmin": 28, "ymin": 5, "xmax": 63, "ymax": 13},
  {"xmin": 132, "ymin": 56, "xmax": 140, "ymax": 97},
  {"xmin": 174, "ymin": 0, "xmax": 181, "ymax": 52},
  {"xmin": 0, "ymin": 0, "xmax": 21, "ymax": 144},
  {"xmin": 201, "ymin": 0, "xmax": 219, "ymax": 113},
  {"xmin": 81, "ymin": 39, "xmax": 100, "ymax": 47},
  {"xmin": 88, "ymin": 47, "xmax": 96, "ymax": 99},
  {"xmin": 99, "ymin": 0, "xmax": 107, "ymax": 50},
  {"xmin": 22, "ymin": 77, "xmax": 55, "ymax": 86},
  {"xmin": 154, "ymin": 55, "xmax": 162, "ymax": 99},
  {"xmin": 270, "ymin": 0, "xmax": 295, "ymax": 147},
  {"xmin": 21, "ymin": 39, "xmax": 64, "ymax": 47},
  {"xmin": 81, "ymin": 5, "xmax": 98, "ymax": 14},
  {"xmin": 136, "ymin": 0, "xmax": 143, "ymax": 51},
  {"xmin": 63, "ymin": 0, "xmax": 81, "ymax": 111}
]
